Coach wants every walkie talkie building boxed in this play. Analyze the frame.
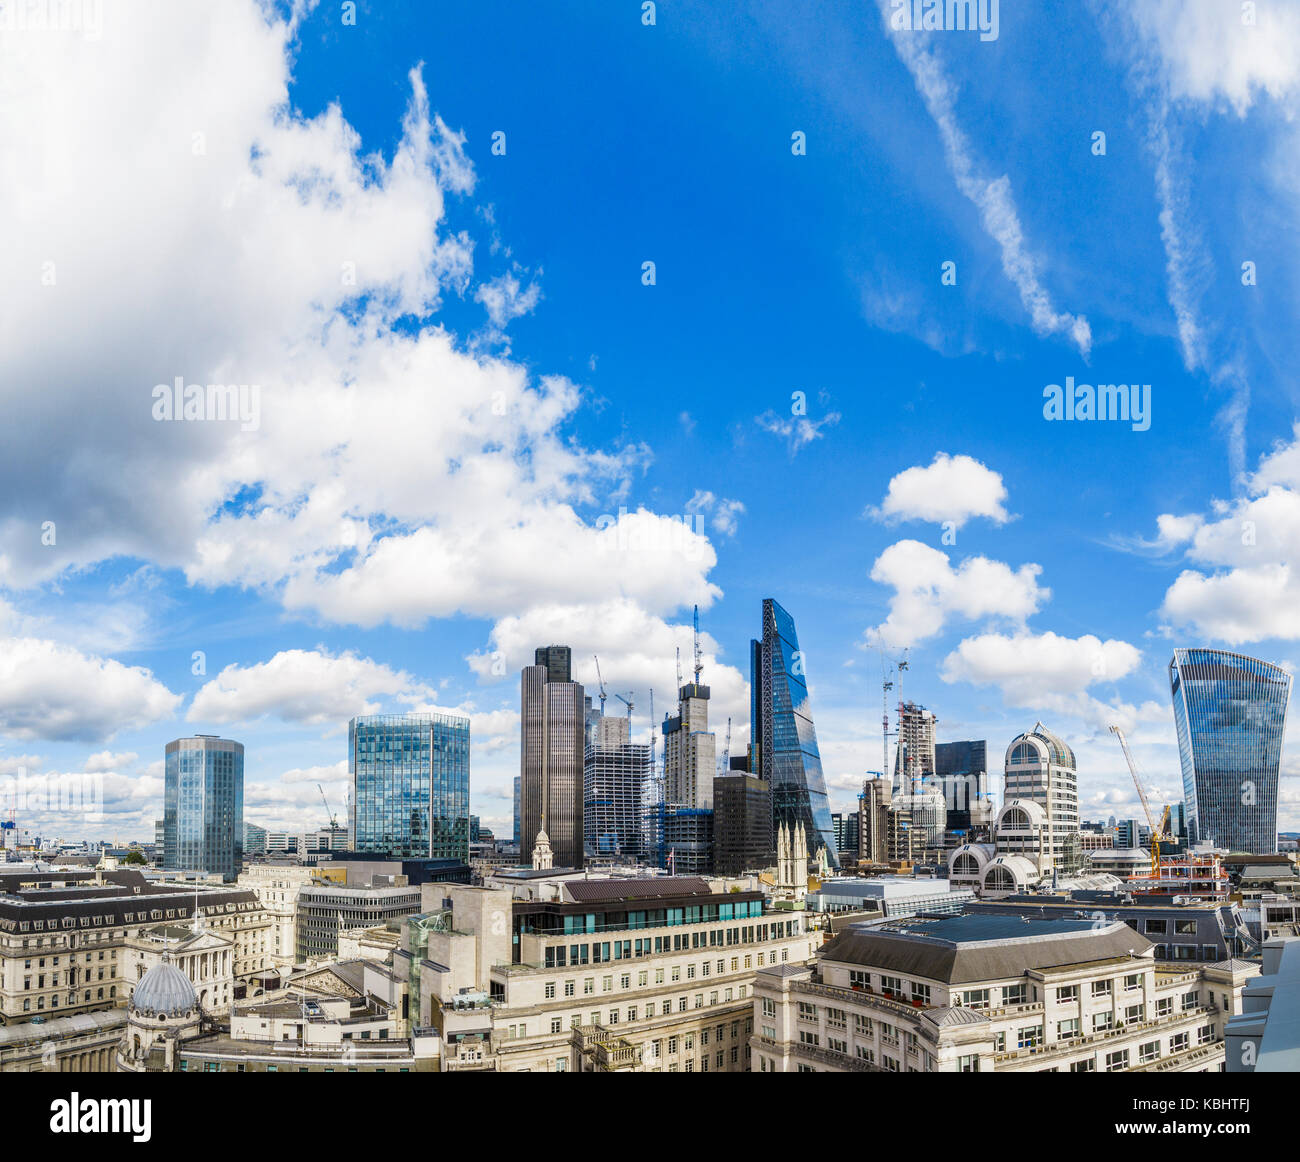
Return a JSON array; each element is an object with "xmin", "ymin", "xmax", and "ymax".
[
  {"xmin": 1169, "ymin": 648, "xmax": 1290, "ymax": 854},
  {"xmin": 751, "ymin": 598, "xmax": 838, "ymax": 868}
]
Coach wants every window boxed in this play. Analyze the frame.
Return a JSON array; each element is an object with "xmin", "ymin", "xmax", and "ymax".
[
  {"xmin": 1092, "ymin": 1012, "xmax": 1113, "ymax": 1033},
  {"xmin": 1105, "ymin": 1049, "xmax": 1129, "ymax": 1072},
  {"xmin": 1004, "ymin": 984, "xmax": 1028, "ymax": 1006},
  {"xmin": 1056, "ymin": 984, "xmax": 1079, "ymax": 1003},
  {"xmin": 1138, "ymin": 1040, "xmax": 1159, "ymax": 1064},
  {"xmin": 544, "ymin": 983, "xmax": 555, "ymax": 999},
  {"xmin": 959, "ymin": 988, "xmax": 990, "ymax": 1010},
  {"xmin": 762, "ymin": 998, "xmax": 775, "ymax": 1018},
  {"xmin": 1017, "ymin": 1025, "xmax": 1043, "ymax": 1050},
  {"xmin": 1091, "ymin": 979, "xmax": 1112, "ymax": 997},
  {"xmin": 1181, "ymin": 991, "xmax": 1198, "ymax": 1012},
  {"xmin": 1124, "ymin": 973, "xmax": 1142, "ymax": 991},
  {"xmin": 1144, "ymin": 918, "xmax": 1169, "ymax": 935},
  {"xmin": 880, "ymin": 975, "xmax": 903, "ymax": 997},
  {"xmin": 1176, "ymin": 920, "xmax": 1196, "ymax": 935},
  {"xmin": 1057, "ymin": 1018, "xmax": 1079, "ymax": 1039},
  {"xmin": 911, "ymin": 984, "xmax": 931, "ymax": 1006},
  {"xmin": 1070, "ymin": 1058, "xmax": 1095, "ymax": 1072},
  {"xmin": 550, "ymin": 1018, "xmax": 562, "ymax": 1034},
  {"xmin": 958, "ymin": 1054, "xmax": 980, "ymax": 1072},
  {"xmin": 1155, "ymin": 997, "xmax": 1173, "ymax": 1017},
  {"xmin": 1170, "ymin": 1032, "xmax": 1190, "ymax": 1054}
]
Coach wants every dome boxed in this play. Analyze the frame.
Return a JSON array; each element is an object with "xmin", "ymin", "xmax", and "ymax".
[
  {"xmin": 132, "ymin": 958, "xmax": 197, "ymax": 1019},
  {"xmin": 1005, "ymin": 722, "xmax": 1076, "ymax": 771}
]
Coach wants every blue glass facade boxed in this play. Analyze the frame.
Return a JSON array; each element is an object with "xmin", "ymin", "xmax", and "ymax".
[
  {"xmin": 349, "ymin": 713, "xmax": 471, "ymax": 861},
  {"xmin": 1170, "ymin": 649, "xmax": 1290, "ymax": 854},
  {"xmin": 752, "ymin": 599, "xmax": 838, "ymax": 868},
  {"xmin": 163, "ymin": 735, "xmax": 243, "ymax": 881}
]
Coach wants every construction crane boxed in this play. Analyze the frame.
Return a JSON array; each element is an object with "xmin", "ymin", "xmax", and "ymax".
[
  {"xmin": 675, "ymin": 646, "xmax": 683, "ymax": 690},
  {"xmin": 615, "ymin": 692, "xmax": 634, "ymax": 722},
  {"xmin": 692, "ymin": 604, "xmax": 703, "ymax": 683},
  {"xmin": 720, "ymin": 717, "xmax": 732, "ymax": 777},
  {"xmin": 317, "ymin": 783, "xmax": 338, "ymax": 831},
  {"xmin": 1108, "ymin": 725, "xmax": 1164, "ymax": 875},
  {"xmin": 593, "ymin": 654, "xmax": 608, "ymax": 715}
]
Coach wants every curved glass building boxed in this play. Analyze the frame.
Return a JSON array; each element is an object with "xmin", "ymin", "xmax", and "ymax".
[
  {"xmin": 1169, "ymin": 649, "xmax": 1290, "ymax": 854},
  {"xmin": 751, "ymin": 598, "xmax": 838, "ymax": 868}
]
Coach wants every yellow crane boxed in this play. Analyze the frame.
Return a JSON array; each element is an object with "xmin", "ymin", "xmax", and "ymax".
[{"xmin": 1108, "ymin": 725, "xmax": 1165, "ymax": 878}]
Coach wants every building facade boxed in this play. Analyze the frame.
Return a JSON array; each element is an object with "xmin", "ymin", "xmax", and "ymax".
[
  {"xmin": 521, "ymin": 647, "xmax": 586, "ymax": 869},
  {"xmin": 663, "ymin": 681, "xmax": 716, "ymax": 810},
  {"xmin": 753, "ymin": 914, "xmax": 1254, "ymax": 1073},
  {"xmin": 163, "ymin": 735, "xmax": 244, "ymax": 880},
  {"xmin": 1003, "ymin": 723, "xmax": 1081, "ymax": 875},
  {"xmin": 714, "ymin": 775, "xmax": 774, "ymax": 875},
  {"xmin": 584, "ymin": 715, "xmax": 650, "ymax": 858},
  {"xmin": 751, "ymin": 599, "xmax": 838, "ymax": 868},
  {"xmin": 348, "ymin": 712, "xmax": 471, "ymax": 862},
  {"xmin": 893, "ymin": 701, "xmax": 937, "ymax": 796},
  {"xmin": 1170, "ymin": 648, "xmax": 1290, "ymax": 854}
]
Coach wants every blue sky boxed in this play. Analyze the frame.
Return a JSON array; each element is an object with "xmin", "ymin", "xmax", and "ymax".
[{"xmin": 4, "ymin": 0, "xmax": 1300, "ymax": 843}]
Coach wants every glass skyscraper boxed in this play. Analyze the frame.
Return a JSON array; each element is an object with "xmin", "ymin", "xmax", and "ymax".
[
  {"xmin": 1170, "ymin": 649, "xmax": 1290, "ymax": 854},
  {"xmin": 163, "ymin": 735, "xmax": 244, "ymax": 881},
  {"xmin": 751, "ymin": 598, "xmax": 838, "ymax": 868},
  {"xmin": 349, "ymin": 713, "xmax": 471, "ymax": 861}
]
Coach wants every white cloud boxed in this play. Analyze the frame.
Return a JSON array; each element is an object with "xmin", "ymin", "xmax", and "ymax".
[
  {"xmin": 879, "ymin": 3, "xmax": 1091, "ymax": 355},
  {"xmin": 940, "ymin": 631, "xmax": 1143, "ymax": 722},
  {"xmin": 866, "ymin": 540, "xmax": 1046, "ymax": 647},
  {"xmin": 0, "ymin": 0, "xmax": 716, "ymax": 652},
  {"xmin": 0, "ymin": 638, "xmax": 179, "ymax": 742},
  {"xmin": 685, "ymin": 490, "xmax": 746, "ymax": 537},
  {"xmin": 1153, "ymin": 428, "xmax": 1300, "ymax": 643},
  {"xmin": 755, "ymin": 409, "xmax": 840, "ymax": 455},
  {"xmin": 188, "ymin": 648, "xmax": 428, "ymax": 726},
  {"xmin": 868, "ymin": 453, "xmax": 1010, "ymax": 528},
  {"xmin": 84, "ymin": 750, "xmax": 139, "ymax": 773}
]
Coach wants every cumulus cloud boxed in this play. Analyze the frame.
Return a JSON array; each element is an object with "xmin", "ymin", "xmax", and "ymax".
[
  {"xmin": 0, "ymin": 0, "xmax": 713, "ymax": 651},
  {"xmin": 878, "ymin": 2, "xmax": 1091, "ymax": 355},
  {"xmin": 188, "ymin": 648, "xmax": 428, "ymax": 726},
  {"xmin": 940, "ymin": 631, "xmax": 1143, "ymax": 722},
  {"xmin": 0, "ymin": 638, "xmax": 179, "ymax": 742},
  {"xmin": 868, "ymin": 453, "xmax": 1011, "ymax": 528},
  {"xmin": 1153, "ymin": 427, "xmax": 1300, "ymax": 643},
  {"xmin": 866, "ymin": 541, "xmax": 1046, "ymax": 647}
]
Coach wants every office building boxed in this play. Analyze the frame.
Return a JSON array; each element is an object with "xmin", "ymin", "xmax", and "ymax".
[
  {"xmin": 663, "ymin": 682, "xmax": 716, "ymax": 811},
  {"xmin": 753, "ymin": 914, "xmax": 1254, "ymax": 1073},
  {"xmin": 163, "ymin": 735, "xmax": 244, "ymax": 881},
  {"xmin": 295, "ymin": 879, "xmax": 423, "ymax": 962},
  {"xmin": 751, "ymin": 599, "xmax": 837, "ymax": 868},
  {"xmin": 714, "ymin": 775, "xmax": 775, "ymax": 875},
  {"xmin": 935, "ymin": 739, "xmax": 989, "ymax": 833},
  {"xmin": 1003, "ymin": 723, "xmax": 1081, "ymax": 875},
  {"xmin": 513, "ymin": 776, "xmax": 521, "ymax": 846},
  {"xmin": 521, "ymin": 647, "xmax": 586, "ymax": 869},
  {"xmin": 584, "ymin": 715, "xmax": 651, "ymax": 858},
  {"xmin": 242, "ymin": 821, "xmax": 267, "ymax": 856},
  {"xmin": 857, "ymin": 776, "xmax": 892, "ymax": 865},
  {"xmin": 1170, "ymin": 648, "xmax": 1291, "ymax": 853},
  {"xmin": 831, "ymin": 812, "xmax": 859, "ymax": 863},
  {"xmin": 1226, "ymin": 936, "xmax": 1300, "ymax": 1072},
  {"xmin": 348, "ymin": 712, "xmax": 471, "ymax": 862},
  {"xmin": 399, "ymin": 875, "xmax": 818, "ymax": 1072}
]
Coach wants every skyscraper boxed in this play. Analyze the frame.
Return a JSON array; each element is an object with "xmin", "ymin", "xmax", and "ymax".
[
  {"xmin": 512, "ymin": 775, "xmax": 521, "ymax": 846},
  {"xmin": 751, "ymin": 598, "xmax": 838, "ymax": 868},
  {"xmin": 1004, "ymin": 723, "xmax": 1081, "ymax": 874},
  {"xmin": 935, "ymin": 739, "xmax": 989, "ymax": 833},
  {"xmin": 348, "ymin": 712, "xmax": 471, "ymax": 861},
  {"xmin": 892, "ymin": 701, "xmax": 937, "ymax": 796},
  {"xmin": 663, "ymin": 681, "xmax": 716, "ymax": 810},
  {"xmin": 1170, "ymin": 648, "xmax": 1291, "ymax": 854},
  {"xmin": 521, "ymin": 647, "xmax": 586, "ymax": 868},
  {"xmin": 584, "ymin": 713, "xmax": 651, "ymax": 857},
  {"xmin": 163, "ymin": 735, "xmax": 244, "ymax": 881},
  {"xmin": 713, "ymin": 773, "xmax": 774, "ymax": 874}
]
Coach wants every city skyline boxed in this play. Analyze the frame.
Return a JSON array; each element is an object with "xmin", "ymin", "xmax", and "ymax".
[{"xmin": 9, "ymin": 0, "xmax": 1300, "ymax": 850}]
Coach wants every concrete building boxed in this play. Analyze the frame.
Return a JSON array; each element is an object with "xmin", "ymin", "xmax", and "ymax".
[
  {"xmin": 1225, "ymin": 936, "xmax": 1300, "ymax": 1071},
  {"xmin": 0, "ymin": 867, "xmax": 269, "ymax": 1026},
  {"xmin": 857, "ymin": 776, "xmax": 893, "ymax": 865},
  {"xmin": 753, "ymin": 913, "xmax": 1253, "ymax": 1073},
  {"xmin": 0, "ymin": 1008, "xmax": 126, "ymax": 1072},
  {"xmin": 893, "ymin": 701, "xmax": 937, "ymax": 796},
  {"xmin": 296, "ymin": 879, "xmax": 422, "ymax": 963},
  {"xmin": 805, "ymin": 877, "xmax": 975, "ymax": 919},
  {"xmin": 521, "ymin": 646, "xmax": 586, "ymax": 869},
  {"xmin": 663, "ymin": 681, "xmax": 716, "ymax": 811},
  {"xmin": 237, "ymin": 862, "xmax": 317, "ymax": 975},
  {"xmin": 397, "ymin": 875, "xmax": 817, "ymax": 1072},
  {"xmin": 1003, "ymin": 724, "xmax": 1081, "ymax": 875}
]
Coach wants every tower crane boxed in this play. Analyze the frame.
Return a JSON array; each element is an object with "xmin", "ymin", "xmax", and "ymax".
[
  {"xmin": 1108, "ymin": 725, "xmax": 1169, "ymax": 875},
  {"xmin": 615, "ymin": 692, "xmax": 634, "ymax": 722},
  {"xmin": 593, "ymin": 654, "xmax": 608, "ymax": 715},
  {"xmin": 317, "ymin": 783, "xmax": 339, "ymax": 831},
  {"xmin": 676, "ymin": 647, "xmax": 683, "ymax": 690},
  {"xmin": 692, "ymin": 604, "xmax": 703, "ymax": 684},
  {"xmin": 720, "ymin": 717, "xmax": 732, "ymax": 777}
]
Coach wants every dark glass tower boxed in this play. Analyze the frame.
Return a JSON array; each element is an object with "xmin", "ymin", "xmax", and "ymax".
[
  {"xmin": 163, "ymin": 735, "xmax": 244, "ymax": 881},
  {"xmin": 349, "ymin": 713, "xmax": 471, "ymax": 860},
  {"xmin": 521, "ymin": 654, "xmax": 585, "ymax": 868},
  {"xmin": 751, "ymin": 598, "xmax": 838, "ymax": 868},
  {"xmin": 1170, "ymin": 649, "xmax": 1290, "ymax": 854}
]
